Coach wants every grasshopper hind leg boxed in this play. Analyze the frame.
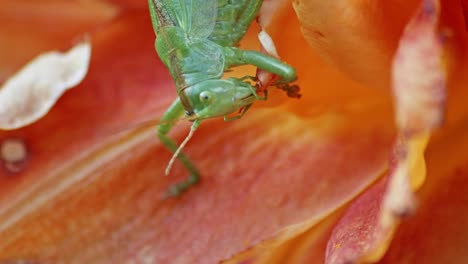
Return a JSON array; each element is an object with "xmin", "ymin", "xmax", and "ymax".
[{"xmin": 157, "ymin": 98, "xmax": 200, "ymax": 198}]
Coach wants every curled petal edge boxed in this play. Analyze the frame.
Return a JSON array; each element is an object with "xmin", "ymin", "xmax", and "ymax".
[{"xmin": 0, "ymin": 40, "xmax": 91, "ymax": 130}]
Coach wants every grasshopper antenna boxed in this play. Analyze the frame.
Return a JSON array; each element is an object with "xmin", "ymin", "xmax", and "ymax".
[{"xmin": 165, "ymin": 120, "xmax": 200, "ymax": 176}]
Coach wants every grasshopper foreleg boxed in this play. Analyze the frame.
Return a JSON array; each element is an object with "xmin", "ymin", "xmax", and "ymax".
[{"xmin": 224, "ymin": 104, "xmax": 253, "ymax": 121}]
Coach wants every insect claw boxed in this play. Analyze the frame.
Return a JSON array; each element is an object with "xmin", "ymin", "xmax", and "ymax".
[{"xmin": 161, "ymin": 174, "xmax": 200, "ymax": 199}]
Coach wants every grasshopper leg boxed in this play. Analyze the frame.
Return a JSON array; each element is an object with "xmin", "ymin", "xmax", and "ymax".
[
  {"xmin": 224, "ymin": 104, "xmax": 252, "ymax": 122},
  {"xmin": 157, "ymin": 98, "xmax": 200, "ymax": 197},
  {"xmin": 224, "ymin": 47, "xmax": 297, "ymax": 83}
]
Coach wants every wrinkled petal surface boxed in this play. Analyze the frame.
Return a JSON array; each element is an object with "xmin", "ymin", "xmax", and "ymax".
[{"xmin": 0, "ymin": 2, "xmax": 398, "ymax": 264}]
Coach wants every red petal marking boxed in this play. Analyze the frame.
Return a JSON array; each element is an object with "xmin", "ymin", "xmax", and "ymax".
[{"xmin": 326, "ymin": 179, "xmax": 389, "ymax": 264}]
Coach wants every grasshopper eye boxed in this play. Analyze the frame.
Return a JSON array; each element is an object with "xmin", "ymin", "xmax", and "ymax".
[{"xmin": 199, "ymin": 91, "xmax": 214, "ymax": 104}]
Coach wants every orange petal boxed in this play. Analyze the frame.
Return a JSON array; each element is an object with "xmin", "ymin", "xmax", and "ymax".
[
  {"xmin": 0, "ymin": 0, "xmax": 117, "ymax": 79},
  {"xmin": 293, "ymin": 0, "xmax": 420, "ymax": 89},
  {"xmin": 440, "ymin": 0, "xmax": 468, "ymax": 126},
  {"xmin": 0, "ymin": 104, "xmax": 395, "ymax": 262},
  {"xmin": 294, "ymin": 0, "xmax": 468, "ymax": 125},
  {"xmin": 0, "ymin": 11, "xmax": 173, "ymax": 221},
  {"xmin": 461, "ymin": 0, "xmax": 468, "ymax": 30},
  {"xmin": 257, "ymin": 3, "xmax": 394, "ymax": 120},
  {"xmin": 105, "ymin": 0, "xmax": 147, "ymax": 9},
  {"xmin": 225, "ymin": 209, "xmax": 344, "ymax": 264},
  {"xmin": 0, "ymin": 8, "xmax": 397, "ymax": 264}
]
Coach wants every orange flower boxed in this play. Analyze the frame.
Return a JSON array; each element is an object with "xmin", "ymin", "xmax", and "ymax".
[{"xmin": 0, "ymin": 0, "xmax": 466, "ymax": 263}]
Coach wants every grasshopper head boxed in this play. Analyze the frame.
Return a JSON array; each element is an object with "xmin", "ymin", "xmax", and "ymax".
[{"xmin": 181, "ymin": 79, "xmax": 255, "ymax": 120}]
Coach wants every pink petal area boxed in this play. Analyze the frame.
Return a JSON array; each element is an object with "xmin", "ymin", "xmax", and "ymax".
[
  {"xmin": 326, "ymin": 179, "xmax": 388, "ymax": 264},
  {"xmin": 325, "ymin": 135, "xmax": 428, "ymax": 264}
]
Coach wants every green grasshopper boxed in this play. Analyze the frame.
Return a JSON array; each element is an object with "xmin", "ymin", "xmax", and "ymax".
[{"xmin": 148, "ymin": 0, "xmax": 298, "ymax": 197}]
